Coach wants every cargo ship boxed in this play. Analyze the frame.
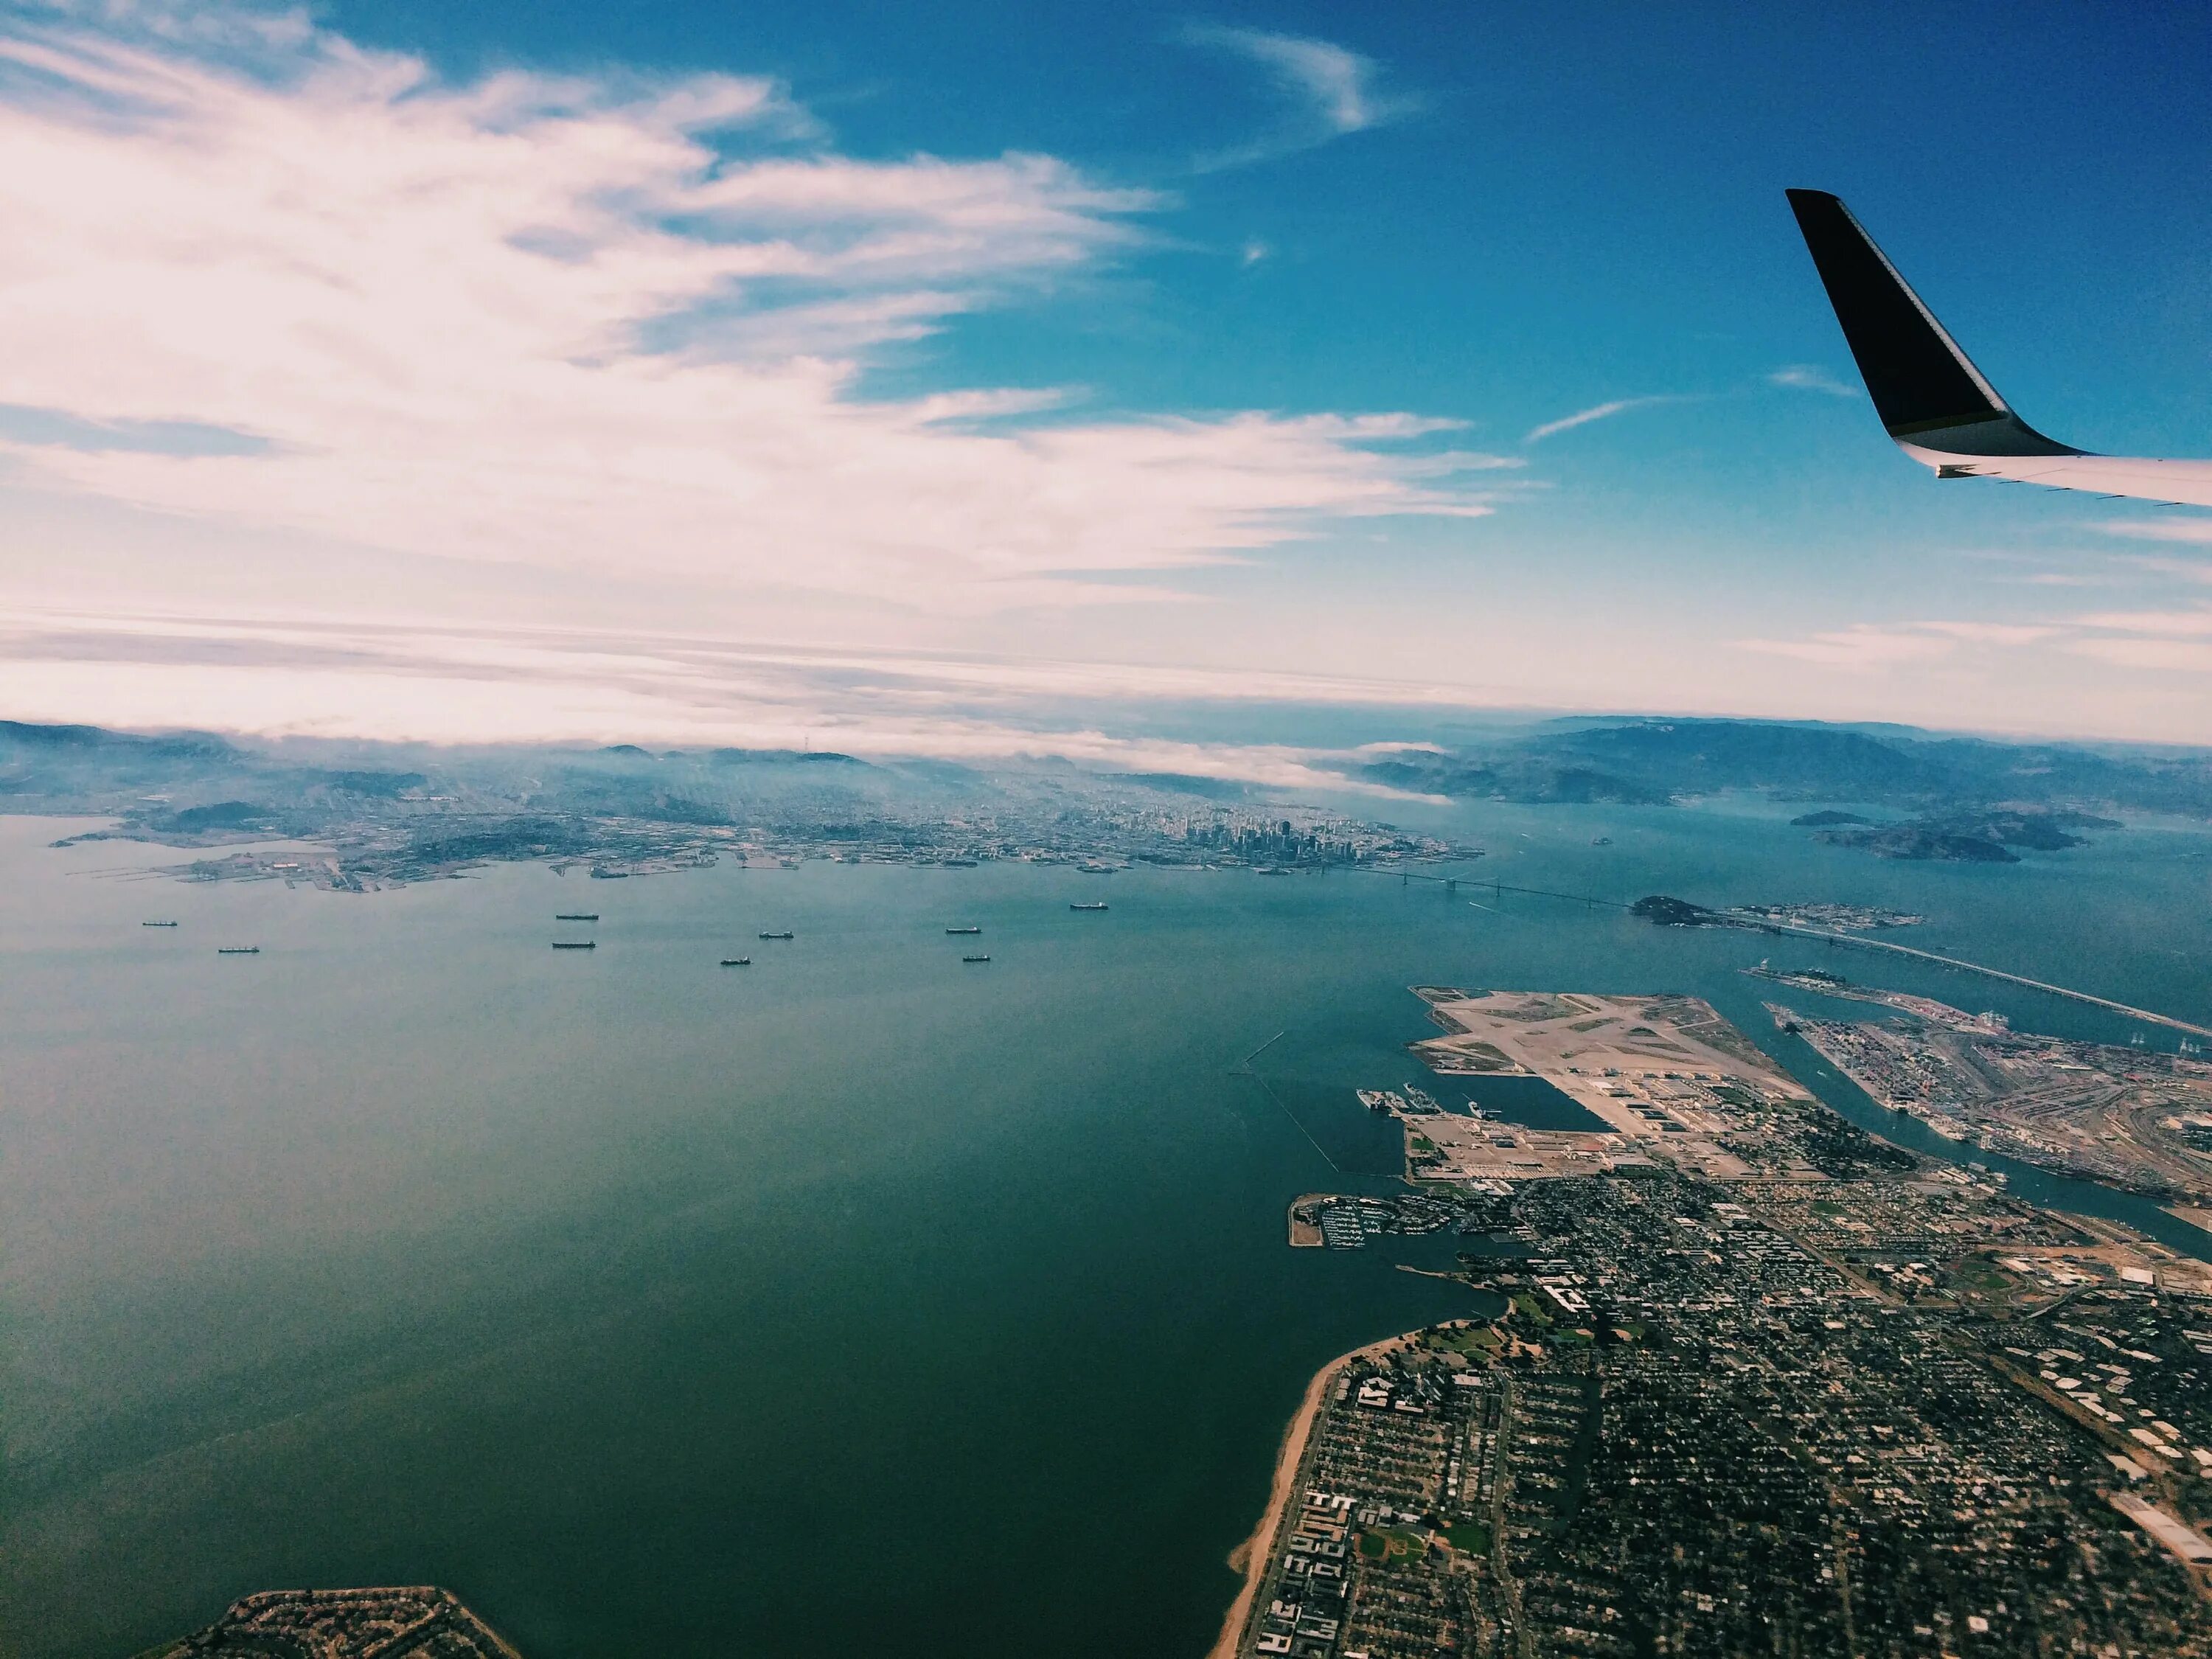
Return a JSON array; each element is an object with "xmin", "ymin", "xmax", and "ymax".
[
  {"xmin": 759, "ymin": 931, "xmax": 795, "ymax": 940},
  {"xmin": 720, "ymin": 957, "xmax": 751, "ymax": 967},
  {"xmin": 962, "ymin": 954, "xmax": 991, "ymax": 963},
  {"xmin": 552, "ymin": 941, "xmax": 596, "ymax": 950},
  {"xmin": 1069, "ymin": 902, "xmax": 1108, "ymax": 911},
  {"xmin": 216, "ymin": 946, "xmax": 260, "ymax": 955},
  {"xmin": 142, "ymin": 920, "xmax": 178, "ymax": 928},
  {"xmin": 945, "ymin": 925, "xmax": 981, "ymax": 934},
  {"xmin": 555, "ymin": 912, "xmax": 599, "ymax": 921}
]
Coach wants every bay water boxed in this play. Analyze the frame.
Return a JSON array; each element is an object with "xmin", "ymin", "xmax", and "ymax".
[{"xmin": 4, "ymin": 798, "xmax": 2209, "ymax": 1656}]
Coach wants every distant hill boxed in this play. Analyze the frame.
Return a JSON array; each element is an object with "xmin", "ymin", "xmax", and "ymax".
[
  {"xmin": 2, "ymin": 714, "xmax": 2203, "ymax": 877},
  {"xmin": 1360, "ymin": 717, "xmax": 2212, "ymax": 827}
]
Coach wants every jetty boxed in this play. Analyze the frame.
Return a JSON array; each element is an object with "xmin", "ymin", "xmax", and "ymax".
[{"xmin": 1751, "ymin": 920, "xmax": 2212, "ymax": 1041}]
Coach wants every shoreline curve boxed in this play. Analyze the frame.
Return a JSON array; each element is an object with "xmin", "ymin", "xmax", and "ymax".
[{"xmin": 1204, "ymin": 1332, "xmax": 1408, "ymax": 1659}]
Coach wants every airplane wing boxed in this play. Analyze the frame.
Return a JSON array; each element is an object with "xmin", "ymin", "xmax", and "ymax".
[{"xmin": 1785, "ymin": 189, "xmax": 2212, "ymax": 508}]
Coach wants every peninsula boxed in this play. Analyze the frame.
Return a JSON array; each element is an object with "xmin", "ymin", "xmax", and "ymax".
[{"xmin": 1224, "ymin": 988, "xmax": 2212, "ymax": 1658}]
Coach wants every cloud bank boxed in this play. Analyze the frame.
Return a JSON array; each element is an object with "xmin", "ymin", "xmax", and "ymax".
[
  {"xmin": 0, "ymin": 4, "xmax": 1498, "ymax": 618},
  {"xmin": 0, "ymin": 606, "xmax": 1507, "ymax": 791}
]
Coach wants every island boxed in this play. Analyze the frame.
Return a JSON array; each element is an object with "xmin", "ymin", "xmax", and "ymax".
[{"xmin": 139, "ymin": 1587, "xmax": 521, "ymax": 1658}]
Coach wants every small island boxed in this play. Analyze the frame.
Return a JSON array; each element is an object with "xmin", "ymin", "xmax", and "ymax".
[{"xmin": 139, "ymin": 1587, "xmax": 521, "ymax": 1658}]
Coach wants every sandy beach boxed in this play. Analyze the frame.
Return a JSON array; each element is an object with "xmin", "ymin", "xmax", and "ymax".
[{"xmin": 1206, "ymin": 1333, "xmax": 1408, "ymax": 1659}]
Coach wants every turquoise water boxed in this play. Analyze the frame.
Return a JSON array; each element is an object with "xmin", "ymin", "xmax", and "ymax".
[{"xmin": 4, "ymin": 801, "xmax": 2211, "ymax": 1657}]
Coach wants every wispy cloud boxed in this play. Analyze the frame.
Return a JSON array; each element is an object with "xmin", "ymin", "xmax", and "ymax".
[
  {"xmin": 2118, "ymin": 555, "xmax": 2212, "ymax": 585},
  {"xmin": 1767, "ymin": 364, "xmax": 1861, "ymax": 398},
  {"xmin": 1737, "ymin": 619, "xmax": 2063, "ymax": 669},
  {"xmin": 1735, "ymin": 625, "xmax": 1958, "ymax": 669},
  {"xmin": 2076, "ymin": 607, "xmax": 2212, "ymax": 638},
  {"xmin": 2096, "ymin": 517, "xmax": 2212, "ymax": 545},
  {"xmin": 1916, "ymin": 621, "xmax": 2062, "ymax": 645},
  {"xmin": 2068, "ymin": 637, "xmax": 2212, "ymax": 673},
  {"xmin": 0, "ymin": 4, "xmax": 1503, "ymax": 622},
  {"xmin": 1181, "ymin": 24, "xmax": 1417, "ymax": 170},
  {"xmin": 1742, "ymin": 605, "xmax": 2212, "ymax": 678},
  {"xmin": 1523, "ymin": 397, "xmax": 1679, "ymax": 445}
]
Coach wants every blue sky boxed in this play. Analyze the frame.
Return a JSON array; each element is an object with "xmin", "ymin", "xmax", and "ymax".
[{"xmin": 3, "ymin": 1, "xmax": 2211, "ymax": 768}]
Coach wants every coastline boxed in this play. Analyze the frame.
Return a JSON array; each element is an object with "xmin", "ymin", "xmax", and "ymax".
[{"xmin": 1206, "ymin": 1333, "xmax": 1407, "ymax": 1659}]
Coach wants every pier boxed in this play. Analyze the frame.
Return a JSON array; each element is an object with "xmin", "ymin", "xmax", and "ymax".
[{"xmin": 1745, "ymin": 919, "xmax": 2212, "ymax": 1041}]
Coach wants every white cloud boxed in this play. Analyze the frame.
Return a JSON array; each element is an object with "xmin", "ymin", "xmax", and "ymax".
[
  {"xmin": 1915, "ymin": 621, "xmax": 2061, "ymax": 645},
  {"xmin": 1523, "ymin": 397, "xmax": 1679, "ymax": 445},
  {"xmin": 2118, "ymin": 555, "xmax": 2212, "ymax": 585},
  {"xmin": 0, "ymin": 5, "xmax": 1503, "ymax": 622},
  {"xmin": 1182, "ymin": 25, "xmax": 1417, "ymax": 170},
  {"xmin": 1734, "ymin": 619, "xmax": 2064, "ymax": 669},
  {"xmin": 2077, "ymin": 607, "xmax": 2212, "ymax": 638},
  {"xmin": 1734, "ymin": 625, "xmax": 1957, "ymax": 669},
  {"xmin": 2067, "ymin": 637, "xmax": 2212, "ymax": 674},
  {"xmin": 1767, "ymin": 364, "xmax": 1860, "ymax": 398},
  {"xmin": 2096, "ymin": 517, "xmax": 2212, "ymax": 544},
  {"xmin": 1738, "ymin": 602, "xmax": 2212, "ymax": 685}
]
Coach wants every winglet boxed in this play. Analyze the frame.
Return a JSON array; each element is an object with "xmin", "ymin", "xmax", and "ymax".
[{"xmin": 1785, "ymin": 189, "xmax": 2078, "ymax": 462}]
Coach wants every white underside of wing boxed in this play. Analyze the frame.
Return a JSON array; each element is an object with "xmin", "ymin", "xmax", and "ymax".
[{"xmin": 1898, "ymin": 442, "xmax": 2212, "ymax": 508}]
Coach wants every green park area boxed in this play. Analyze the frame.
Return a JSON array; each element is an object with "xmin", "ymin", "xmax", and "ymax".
[
  {"xmin": 1357, "ymin": 1527, "xmax": 1430, "ymax": 1565},
  {"xmin": 1441, "ymin": 1520, "xmax": 1492, "ymax": 1554}
]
